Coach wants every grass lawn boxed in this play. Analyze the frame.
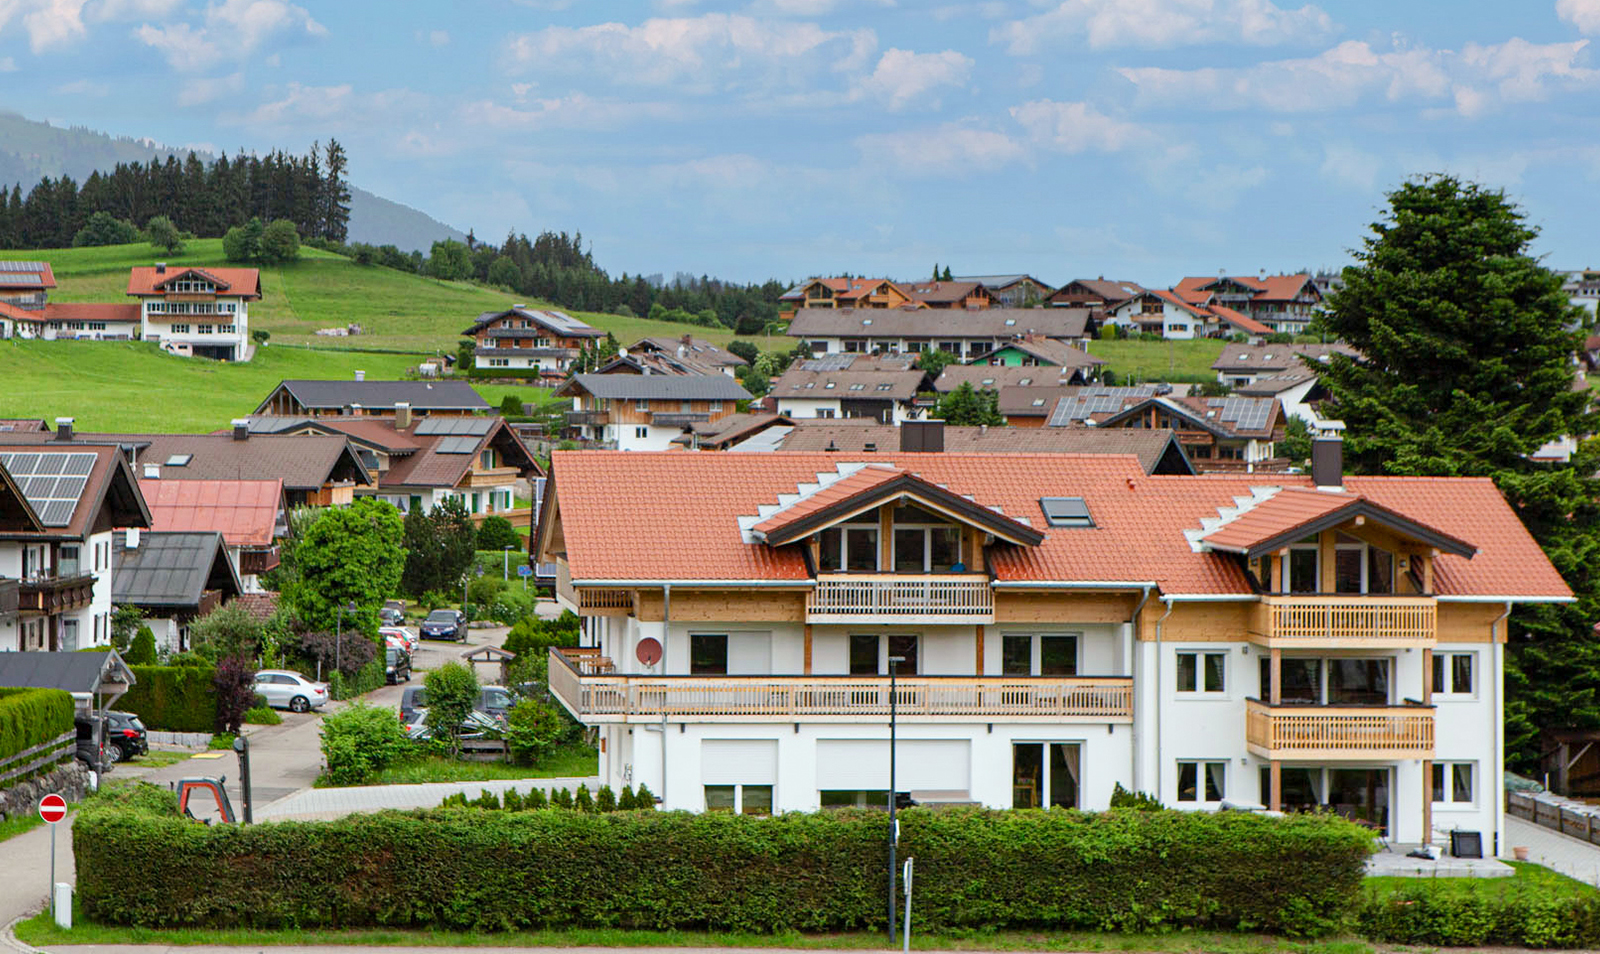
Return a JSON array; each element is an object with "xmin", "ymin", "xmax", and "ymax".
[
  {"xmin": 14, "ymin": 907, "xmax": 1376, "ymax": 954},
  {"xmin": 126, "ymin": 749, "xmax": 194, "ymax": 769},
  {"xmin": 1363, "ymin": 859, "xmax": 1598, "ymax": 900},
  {"xmin": 316, "ymin": 743, "xmax": 598, "ymax": 787},
  {"xmin": 0, "ymin": 811, "xmax": 43, "ymax": 844},
  {"xmin": 1085, "ymin": 338, "xmax": 1225, "ymax": 384}
]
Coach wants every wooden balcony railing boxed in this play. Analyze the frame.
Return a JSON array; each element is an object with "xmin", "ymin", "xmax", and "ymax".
[
  {"xmin": 238, "ymin": 546, "xmax": 281, "ymax": 576},
  {"xmin": 549, "ymin": 648, "xmax": 1128, "ymax": 723},
  {"xmin": 17, "ymin": 573, "xmax": 95, "ymax": 615},
  {"xmin": 1250, "ymin": 595, "xmax": 1436, "ymax": 646},
  {"xmin": 1245, "ymin": 698, "xmax": 1434, "ymax": 760},
  {"xmin": 807, "ymin": 574, "xmax": 994, "ymax": 624},
  {"xmin": 565, "ymin": 409, "xmax": 610, "ymax": 426}
]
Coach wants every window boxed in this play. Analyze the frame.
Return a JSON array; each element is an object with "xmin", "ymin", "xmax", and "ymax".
[
  {"xmin": 1261, "ymin": 657, "xmax": 1389, "ymax": 705},
  {"xmin": 1039, "ymin": 497, "xmax": 1093, "ymax": 528},
  {"xmin": 1177, "ymin": 761, "xmax": 1226, "ymax": 802},
  {"xmin": 197, "ymin": 324, "xmax": 214, "ymax": 334},
  {"xmin": 1433, "ymin": 652, "xmax": 1474, "ymax": 696},
  {"xmin": 819, "ymin": 524, "xmax": 878, "ymax": 572},
  {"xmin": 170, "ymin": 323, "xmax": 190, "ymax": 334},
  {"xmin": 1002, "ymin": 634, "xmax": 1079, "ymax": 676},
  {"xmin": 218, "ymin": 324, "xmax": 236, "ymax": 334},
  {"xmin": 636, "ymin": 399, "xmax": 650, "ymax": 411},
  {"xmin": 704, "ymin": 784, "xmax": 773, "ymax": 815},
  {"xmin": 489, "ymin": 358, "xmax": 509, "ymax": 367},
  {"xmin": 876, "ymin": 383, "xmax": 892, "ymax": 391},
  {"xmin": 849, "ymin": 633, "xmax": 918, "ymax": 675},
  {"xmin": 1286, "ymin": 539, "xmax": 1318, "ymax": 592},
  {"xmin": 1177, "ymin": 651, "xmax": 1226, "ymax": 693},
  {"xmin": 820, "ymin": 790, "xmax": 887, "ymax": 808},
  {"xmin": 1013, "ymin": 742, "xmax": 1080, "ymax": 809},
  {"xmin": 709, "ymin": 400, "xmax": 723, "ymax": 412},
  {"xmin": 890, "ymin": 503, "xmax": 963, "ymax": 572},
  {"xmin": 1432, "ymin": 762, "xmax": 1475, "ymax": 805},
  {"xmin": 690, "ymin": 634, "xmax": 728, "ymax": 675},
  {"xmin": 634, "ymin": 426, "xmax": 649, "ymax": 439},
  {"xmin": 848, "ymin": 383, "xmax": 865, "ymax": 391},
  {"xmin": 816, "ymin": 408, "xmax": 835, "ymax": 418},
  {"xmin": 58, "ymin": 545, "xmax": 81, "ymax": 577},
  {"xmin": 1334, "ymin": 533, "xmax": 1395, "ymax": 594}
]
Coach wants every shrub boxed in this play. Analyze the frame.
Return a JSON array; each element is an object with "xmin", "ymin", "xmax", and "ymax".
[
  {"xmin": 477, "ymin": 516, "xmax": 522, "ymax": 552},
  {"xmin": 125, "ymin": 626, "xmax": 158, "ymax": 665},
  {"xmin": 596, "ymin": 785, "xmax": 617, "ymax": 812},
  {"xmin": 299, "ymin": 629, "xmax": 377, "ymax": 679},
  {"xmin": 115, "ymin": 664, "xmax": 216, "ymax": 731},
  {"xmin": 574, "ymin": 783, "xmax": 595, "ymax": 813},
  {"xmin": 189, "ymin": 601, "xmax": 265, "ymax": 662},
  {"xmin": 319, "ymin": 702, "xmax": 414, "ymax": 786},
  {"xmin": 74, "ymin": 800, "xmax": 1371, "ymax": 935},
  {"xmin": 1358, "ymin": 886, "xmax": 1600, "ymax": 948},
  {"xmin": 0, "ymin": 688, "xmax": 74, "ymax": 768},
  {"xmin": 213, "ymin": 655, "xmax": 258, "ymax": 734},
  {"xmin": 73, "ymin": 211, "xmax": 141, "ymax": 247},
  {"xmin": 423, "ymin": 662, "xmax": 479, "ymax": 756},
  {"xmin": 1108, "ymin": 782, "xmax": 1162, "ymax": 810},
  {"xmin": 504, "ymin": 698, "xmax": 564, "ymax": 765},
  {"xmin": 525, "ymin": 787, "xmax": 548, "ymax": 809},
  {"xmin": 502, "ymin": 788, "xmax": 524, "ymax": 811},
  {"xmin": 243, "ymin": 706, "xmax": 281, "ymax": 726}
]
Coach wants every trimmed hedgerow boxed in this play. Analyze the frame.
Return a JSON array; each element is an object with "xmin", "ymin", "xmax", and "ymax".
[
  {"xmin": 0, "ymin": 687, "xmax": 75, "ymax": 762},
  {"xmin": 114, "ymin": 664, "xmax": 216, "ymax": 732},
  {"xmin": 73, "ymin": 792, "xmax": 1370, "ymax": 936},
  {"xmin": 1359, "ymin": 881, "xmax": 1600, "ymax": 948}
]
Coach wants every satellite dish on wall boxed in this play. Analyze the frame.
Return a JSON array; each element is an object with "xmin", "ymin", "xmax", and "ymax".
[{"xmin": 636, "ymin": 637, "xmax": 663, "ymax": 667}]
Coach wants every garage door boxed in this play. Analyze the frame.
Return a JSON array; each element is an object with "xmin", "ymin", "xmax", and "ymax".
[
  {"xmin": 702, "ymin": 739, "xmax": 777, "ymax": 785},
  {"xmin": 815, "ymin": 739, "xmax": 970, "ymax": 791}
]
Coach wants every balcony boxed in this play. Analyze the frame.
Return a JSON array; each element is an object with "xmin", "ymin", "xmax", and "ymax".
[
  {"xmin": 807, "ymin": 574, "xmax": 994, "ymax": 624},
  {"xmin": 237, "ymin": 547, "xmax": 281, "ymax": 576},
  {"xmin": 1249, "ymin": 595, "xmax": 1436, "ymax": 647},
  {"xmin": 650, "ymin": 411, "xmax": 711, "ymax": 428},
  {"xmin": 1245, "ymin": 698, "xmax": 1434, "ymax": 760},
  {"xmin": 564, "ymin": 409, "xmax": 610, "ymax": 427},
  {"xmin": 18, "ymin": 573, "xmax": 95, "ymax": 615},
  {"xmin": 550, "ymin": 648, "xmax": 1130, "ymax": 724}
]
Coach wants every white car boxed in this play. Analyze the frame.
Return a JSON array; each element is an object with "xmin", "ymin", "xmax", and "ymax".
[
  {"xmin": 253, "ymin": 670, "xmax": 329, "ymax": 713},
  {"xmin": 380, "ymin": 626, "xmax": 419, "ymax": 655}
]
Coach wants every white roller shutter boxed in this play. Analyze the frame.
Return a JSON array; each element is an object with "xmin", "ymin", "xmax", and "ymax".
[
  {"xmin": 815, "ymin": 739, "xmax": 970, "ymax": 791},
  {"xmin": 727, "ymin": 632, "xmax": 772, "ymax": 675},
  {"xmin": 702, "ymin": 739, "xmax": 777, "ymax": 785}
]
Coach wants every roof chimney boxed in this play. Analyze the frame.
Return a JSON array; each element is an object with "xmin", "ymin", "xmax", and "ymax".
[
  {"xmin": 900, "ymin": 419, "xmax": 945, "ymax": 453},
  {"xmin": 395, "ymin": 402, "xmax": 412, "ymax": 430},
  {"xmin": 231, "ymin": 418, "xmax": 250, "ymax": 441},
  {"xmin": 1311, "ymin": 421, "xmax": 1345, "ymax": 489},
  {"xmin": 681, "ymin": 333, "xmax": 693, "ymax": 347},
  {"xmin": 125, "ymin": 527, "xmax": 140, "ymax": 549},
  {"xmin": 54, "ymin": 417, "xmax": 73, "ymax": 441},
  {"xmin": 354, "ymin": 369, "xmax": 365, "ymax": 382},
  {"xmin": 143, "ymin": 463, "xmax": 160, "ymax": 479},
  {"xmin": 155, "ymin": 262, "xmax": 167, "ymax": 274}
]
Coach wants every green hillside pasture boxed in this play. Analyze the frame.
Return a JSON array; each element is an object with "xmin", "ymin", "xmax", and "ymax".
[
  {"xmin": 0, "ymin": 339, "xmax": 418, "ymax": 432},
  {"xmin": 1, "ymin": 241, "xmax": 736, "ymax": 351},
  {"xmin": 1086, "ymin": 338, "xmax": 1225, "ymax": 385}
]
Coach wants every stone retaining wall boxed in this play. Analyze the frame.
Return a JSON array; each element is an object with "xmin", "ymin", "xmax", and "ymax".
[
  {"xmin": 0, "ymin": 761, "xmax": 91, "ymax": 822},
  {"xmin": 149, "ymin": 730, "xmax": 212, "ymax": 748}
]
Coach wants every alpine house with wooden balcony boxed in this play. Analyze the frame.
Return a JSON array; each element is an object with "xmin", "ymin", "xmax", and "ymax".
[{"xmin": 535, "ymin": 431, "xmax": 1568, "ymax": 852}]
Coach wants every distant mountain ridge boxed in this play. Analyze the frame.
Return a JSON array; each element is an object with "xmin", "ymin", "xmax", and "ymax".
[{"xmin": 0, "ymin": 111, "xmax": 466, "ymax": 252}]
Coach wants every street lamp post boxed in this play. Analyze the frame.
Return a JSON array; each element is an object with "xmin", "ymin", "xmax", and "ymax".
[
  {"xmin": 503, "ymin": 544, "xmax": 515, "ymax": 581},
  {"xmin": 887, "ymin": 653, "xmax": 905, "ymax": 945}
]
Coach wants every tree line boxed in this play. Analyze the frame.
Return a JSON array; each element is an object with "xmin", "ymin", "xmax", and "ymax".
[{"xmin": 0, "ymin": 141, "xmax": 350, "ymax": 249}]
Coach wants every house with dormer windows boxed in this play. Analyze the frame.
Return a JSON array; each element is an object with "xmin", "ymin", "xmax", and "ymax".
[
  {"xmin": 127, "ymin": 264, "xmax": 261, "ymax": 361},
  {"xmin": 536, "ymin": 432, "xmax": 1566, "ymax": 853},
  {"xmin": 462, "ymin": 306, "xmax": 603, "ymax": 380}
]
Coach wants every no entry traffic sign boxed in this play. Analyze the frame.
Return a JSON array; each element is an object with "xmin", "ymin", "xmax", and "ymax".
[{"xmin": 38, "ymin": 793, "xmax": 66, "ymax": 824}]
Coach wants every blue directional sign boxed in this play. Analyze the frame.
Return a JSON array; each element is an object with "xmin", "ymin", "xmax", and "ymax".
[{"xmin": 517, "ymin": 564, "xmax": 533, "ymax": 578}]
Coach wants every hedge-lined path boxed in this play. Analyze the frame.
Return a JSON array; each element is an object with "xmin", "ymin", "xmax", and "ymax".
[
  {"xmin": 0, "ymin": 816, "xmax": 74, "ymax": 934},
  {"xmin": 1506, "ymin": 815, "xmax": 1600, "ymax": 886}
]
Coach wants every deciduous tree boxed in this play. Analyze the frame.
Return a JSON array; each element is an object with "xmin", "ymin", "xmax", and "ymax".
[{"xmin": 290, "ymin": 497, "xmax": 405, "ymax": 634}]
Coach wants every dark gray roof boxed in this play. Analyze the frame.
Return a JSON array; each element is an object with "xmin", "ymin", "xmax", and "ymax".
[
  {"xmin": 0, "ymin": 650, "xmax": 134, "ymax": 695},
  {"xmin": 559, "ymin": 373, "xmax": 751, "ymax": 401},
  {"xmin": 113, "ymin": 531, "xmax": 241, "ymax": 607},
  {"xmin": 786, "ymin": 307, "xmax": 1090, "ymax": 340},
  {"xmin": 462, "ymin": 307, "xmax": 602, "ymax": 338},
  {"xmin": 258, "ymin": 380, "xmax": 491, "ymax": 412}
]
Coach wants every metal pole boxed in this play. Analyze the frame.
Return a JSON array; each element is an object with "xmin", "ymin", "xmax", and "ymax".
[
  {"xmin": 48, "ymin": 821, "xmax": 55, "ymax": 921},
  {"xmin": 504, "ymin": 545, "xmax": 512, "ymax": 581},
  {"xmin": 902, "ymin": 857, "xmax": 914, "ymax": 954},
  {"xmin": 235, "ymin": 736, "xmax": 253, "ymax": 825},
  {"xmin": 888, "ymin": 655, "xmax": 901, "ymax": 945}
]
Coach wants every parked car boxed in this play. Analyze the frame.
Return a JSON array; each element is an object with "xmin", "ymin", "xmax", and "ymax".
[
  {"xmin": 103, "ymin": 710, "xmax": 147, "ymax": 764},
  {"xmin": 380, "ymin": 602, "xmax": 406, "ymax": 627},
  {"xmin": 254, "ymin": 670, "xmax": 330, "ymax": 713},
  {"xmin": 380, "ymin": 626, "xmax": 419, "ymax": 655},
  {"xmin": 419, "ymin": 609, "xmax": 466, "ymax": 641},
  {"xmin": 398, "ymin": 686, "xmax": 512, "ymax": 724},
  {"xmin": 400, "ymin": 686, "xmax": 427, "ymax": 723},
  {"xmin": 74, "ymin": 713, "xmax": 110, "ymax": 774},
  {"xmin": 404, "ymin": 707, "xmax": 502, "ymax": 741},
  {"xmin": 385, "ymin": 646, "xmax": 412, "ymax": 685}
]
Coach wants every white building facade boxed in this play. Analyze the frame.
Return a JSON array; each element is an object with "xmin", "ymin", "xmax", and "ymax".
[{"xmin": 128, "ymin": 265, "xmax": 260, "ymax": 362}]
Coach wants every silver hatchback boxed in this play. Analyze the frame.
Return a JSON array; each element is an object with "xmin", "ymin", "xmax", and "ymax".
[{"xmin": 253, "ymin": 670, "xmax": 330, "ymax": 713}]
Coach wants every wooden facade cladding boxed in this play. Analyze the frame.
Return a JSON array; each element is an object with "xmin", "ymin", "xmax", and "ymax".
[
  {"xmin": 575, "ymin": 398, "xmax": 737, "ymax": 427},
  {"xmin": 1245, "ymin": 698, "xmax": 1435, "ymax": 760}
]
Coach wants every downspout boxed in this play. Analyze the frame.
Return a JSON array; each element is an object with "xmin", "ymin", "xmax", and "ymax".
[
  {"xmin": 660, "ymin": 583, "xmax": 672, "ymax": 808},
  {"xmin": 1490, "ymin": 599, "xmax": 1512, "ymax": 856},
  {"xmin": 1128, "ymin": 585, "xmax": 1153, "ymax": 789},
  {"xmin": 1153, "ymin": 597, "xmax": 1176, "ymax": 802}
]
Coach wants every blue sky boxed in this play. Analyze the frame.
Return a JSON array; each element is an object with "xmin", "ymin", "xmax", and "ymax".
[{"xmin": 3, "ymin": 0, "xmax": 1599, "ymax": 284}]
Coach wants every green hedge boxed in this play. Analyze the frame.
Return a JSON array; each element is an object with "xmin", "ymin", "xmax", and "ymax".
[
  {"xmin": 0, "ymin": 687, "xmax": 75, "ymax": 762},
  {"xmin": 74, "ymin": 795, "xmax": 1370, "ymax": 935},
  {"xmin": 114, "ymin": 665, "xmax": 216, "ymax": 732},
  {"xmin": 1359, "ymin": 879, "xmax": 1600, "ymax": 948}
]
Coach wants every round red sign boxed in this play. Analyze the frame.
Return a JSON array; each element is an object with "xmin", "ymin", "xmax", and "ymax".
[
  {"xmin": 635, "ymin": 637, "xmax": 663, "ymax": 667},
  {"xmin": 38, "ymin": 793, "xmax": 67, "ymax": 824}
]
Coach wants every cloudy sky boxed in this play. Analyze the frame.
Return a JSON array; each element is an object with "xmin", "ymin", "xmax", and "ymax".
[{"xmin": 3, "ymin": 0, "xmax": 1599, "ymax": 283}]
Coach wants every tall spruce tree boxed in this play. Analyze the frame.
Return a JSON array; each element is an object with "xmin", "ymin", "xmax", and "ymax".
[{"xmin": 1319, "ymin": 174, "xmax": 1600, "ymax": 768}]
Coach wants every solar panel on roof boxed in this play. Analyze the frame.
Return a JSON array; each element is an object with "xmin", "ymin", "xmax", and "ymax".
[
  {"xmin": 0, "ymin": 261, "xmax": 49, "ymax": 272},
  {"xmin": 0, "ymin": 451, "xmax": 96, "ymax": 526},
  {"xmin": 0, "ymin": 274, "xmax": 43, "ymax": 285},
  {"xmin": 415, "ymin": 417, "xmax": 494, "ymax": 436},
  {"xmin": 434, "ymin": 436, "xmax": 479, "ymax": 454},
  {"xmin": 801, "ymin": 354, "xmax": 857, "ymax": 372}
]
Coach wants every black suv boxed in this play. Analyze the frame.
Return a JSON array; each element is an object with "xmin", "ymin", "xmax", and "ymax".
[
  {"xmin": 103, "ymin": 710, "xmax": 148, "ymax": 764},
  {"xmin": 385, "ymin": 646, "xmax": 413, "ymax": 684},
  {"xmin": 380, "ymin": 602, "xmax": 406, "ymax": 627}
]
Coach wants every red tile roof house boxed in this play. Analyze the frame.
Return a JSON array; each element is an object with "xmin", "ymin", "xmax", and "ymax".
[
  {"xmin": 0, "ymin": 261, "xmax": 140, "ymax": 343},
  {"xmin": 138, "ymin": 477, "xmax": 286, "ymax": 591},
  {"xmin": 1175, "ymin": 274, "xmax": 1323, "ymax": 335},
  {"xmin": 127, "ymin": 264, "xmax": 262, "ymax": 361},
  {"xmin": 536, "ymin": 431, "xmax": 1567, "ymax": 850}
]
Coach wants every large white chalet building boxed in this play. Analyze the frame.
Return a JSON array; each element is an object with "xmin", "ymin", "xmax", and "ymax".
[
  {"xmin": 127, "ymin": 264, "xmax": 260, "ymax": 361},
  {"xmin": 537, "ymin": 432, "xmax": 1568, "ymax": 854}
]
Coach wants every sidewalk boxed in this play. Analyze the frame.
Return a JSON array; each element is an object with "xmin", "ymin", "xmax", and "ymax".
[
  {"xmin": 257, "ymin": 775, "xmax": 601, "ymax": 820},
  {"xmin": 0, "ymin": 816, "xmax": 74, "ymax": 936},
  {"xmin": 1507, "ymin": 815, "xmax": 1600, "ymax": 886}
]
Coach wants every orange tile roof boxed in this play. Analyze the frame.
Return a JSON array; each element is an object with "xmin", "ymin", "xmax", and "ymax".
[
  {"xmin": 0, "ymin": 300, "xmax": 44, "ymax": 324},
  {"xmin": 547, "ymin": 452, "xmax": 1568, "ymax": 599},
  {"xmin": 0, "ymin": 261, "xmax": 55, "ymax": 290},
  {"xmin": 41, "ymin": 302, "xmax": 142, "ymax": 323},
  {"xmin": 1205, "ymin": 304, "xmax": 1272, "ymax": 335},
  {"xmin": 139, "ymin": 478, "xmax": 283, "ymax": 548},
  {"xmin": 127, "ymin": 266, "xmax": 261, "ymax": 299},
  {"xmin": 750, "ymin": 465, "xmax": 905, "ymax": 536}
]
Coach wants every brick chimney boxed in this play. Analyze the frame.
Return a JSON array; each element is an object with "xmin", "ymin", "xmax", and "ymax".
[
  {"xmin": 54, "ymin": 417, "xmax": 73, "ymax": 441},
  {"xmin": 155, "ymin": 262, "xmax": 167, "ymax": 274},
  {"xmin": 125, "ymin": 527, "xmax": 140, "ymax": 549},
  {"xmin": 395, "ymin": 402, "xmax": 412, "ymax": 430},
  {"xmin": 231, "ymin": 418, "xmax": 250, "ymax": 441},
  {"xmin": 1311, "ymin": 421, "xmax": 1345, "ymax": 489}
]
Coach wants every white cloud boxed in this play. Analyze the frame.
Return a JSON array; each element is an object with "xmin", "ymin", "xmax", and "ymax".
[
  {"xmin": 856, "ymin": 124, "xmax": 1027, "ymax": 175},
  {"xmin": 461, "ymin": 93, "xmax": 680, "ymax": 131},
  {"xmin": 428, "ymin": 29, "xmax": 449, "ymax": 46},
  {"xmin": 1009, "ymin": 99, "xmax": 1154, "ymax": 152},
  {"xmin": 992, "ymin": 0, "xmax": 1333, "ymax": 54},
  {"xmin": 1319, "ymin": 142, "xmax": 1382, "ymax": 192},
  {"xmin": 1558, "ymin": 0, "xmax": 1600, "ymax": 35},
  {"xmin": 56, "ymin": 77, "xmax": 109, "ymax": 95},
  {"xmin": 747, "ymin": 0, "xmax": 895, "ymax": 13},
  {"xmin": 135, "ymin": 0, "xmax": 325, "ymax": 71},
  {"xmin": 505, "ymin": 13, "xmax": 876, "ymax": 93},
  {"xmin": 89, "ymin": 0, "xmax": 179, "ymax": 20},
  {"xmin": 177, "ymin": 70, "xmax": 242, "ymax": 105},
  {"xmin": 245, "ymin": 81, "xmax": 352, "ymax": 124},
  {"xmin": 0, "ymin": 56, "xmax": 14, "ymax": 71},
  {"xmin": 859, "ymin": 48, "xmax": 971, "ymax": 109},
  {"xmin": 1116, "ymin": 37, "xmax": 1594, "ymax": 115},
  {"xmin": 0, "ymin": 0, "xmax": 89, "ymax": 51}
]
